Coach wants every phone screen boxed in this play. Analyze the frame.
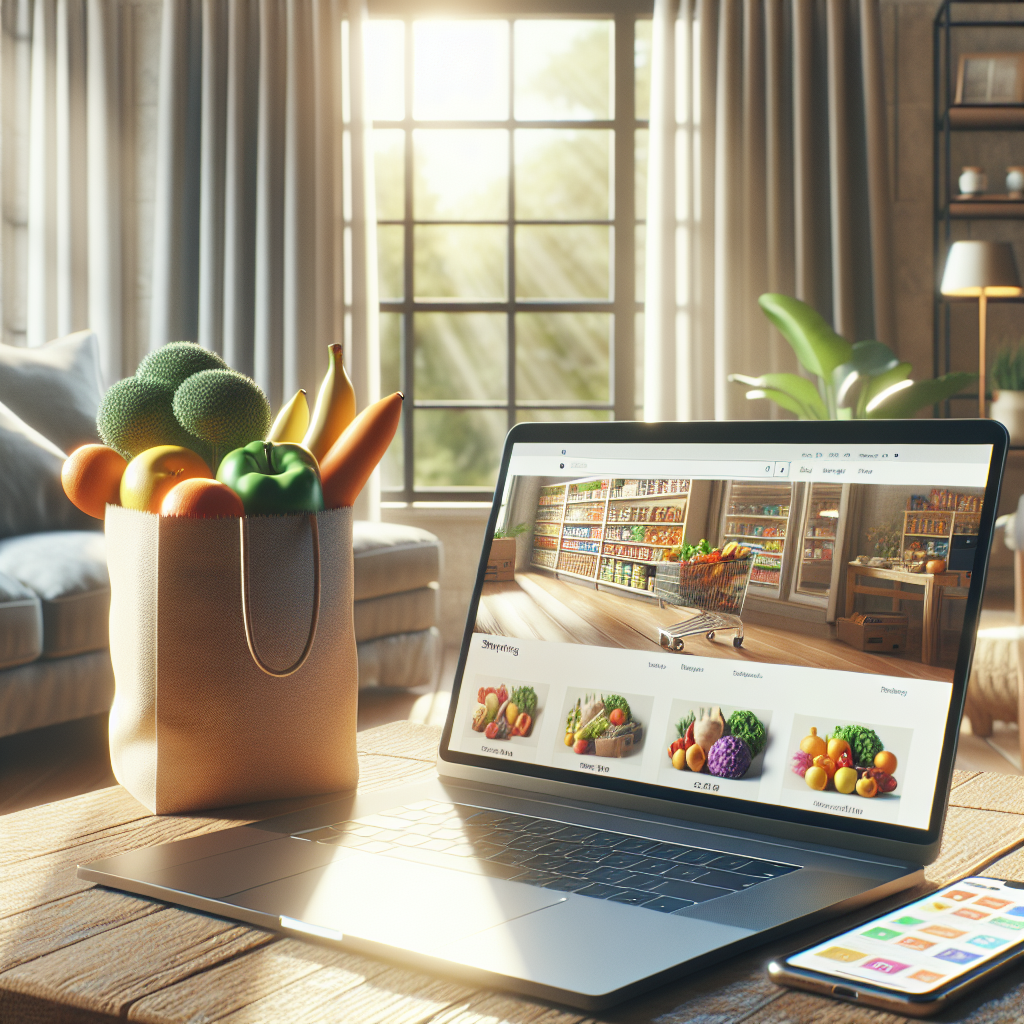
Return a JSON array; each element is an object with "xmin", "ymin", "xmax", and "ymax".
[{"xmin": 786, "ymin": 878, "xmax": 1024, "ymax": 994}]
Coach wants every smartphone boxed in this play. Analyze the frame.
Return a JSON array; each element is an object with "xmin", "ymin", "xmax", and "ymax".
[{"xmin": 768, "ymin": 876, "xmax": 1024, "ymax": 1017}]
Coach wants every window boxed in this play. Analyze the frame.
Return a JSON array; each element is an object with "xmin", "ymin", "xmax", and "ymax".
[{"xmin": 368, "ymin": 2, "xmax": 652, "ymax": 501}]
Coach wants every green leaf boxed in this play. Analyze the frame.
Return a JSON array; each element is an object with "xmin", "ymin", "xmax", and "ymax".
[
  {"xmin": 758, "ymin": 294, "xmax": 852, "ymax": 379},
  {"xmin": 864, "ymin": 373, "xmax": 977, "ymax": 418},
  {"xmin": 848, "ymin": 340, "xmax": 900, "ymax": 376},
  {"xmin": 857, "ymin": 362, "xmax": 912, "ymax": 417},
  {"xmin": 743, "ymin": 387, "xmax": 809, "ymax": 418},
  {"xmin": 729, "ymin": 373, "xmax": 827, "ymax": 418}
]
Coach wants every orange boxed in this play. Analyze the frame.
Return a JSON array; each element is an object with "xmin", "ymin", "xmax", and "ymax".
[
  {"xmin": 61, "ymin": 444, "xmax": 128, "ymax": 520},
  {"xmin": 161, "ymin": 478, "xmax": 244, "ymax": 518},
  {"xmin": 874, "ymin": 750, "xmax": 898, "ymax": 774}
]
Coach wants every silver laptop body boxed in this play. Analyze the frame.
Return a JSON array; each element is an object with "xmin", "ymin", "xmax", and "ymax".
[{"xmin": 80, "ymin": 419, "xmax": 1006, "ymax": 1009}]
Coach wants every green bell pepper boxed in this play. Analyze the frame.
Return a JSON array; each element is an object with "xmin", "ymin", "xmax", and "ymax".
[{"xmin": 217, "ymin": 441, "xmax": 324, "ymax": 514}]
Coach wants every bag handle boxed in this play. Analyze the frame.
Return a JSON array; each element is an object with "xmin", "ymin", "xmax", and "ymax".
[{"xmin": 239, "ymin": 514, "xmax": 321, "ymax": 677}]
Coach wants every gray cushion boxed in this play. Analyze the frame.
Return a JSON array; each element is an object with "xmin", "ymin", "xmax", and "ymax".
[
  {"xmin": 0, "ymin": 569, "xmax": 42, "ymax": 669},
  {"xmin": 353, "ymin": 522, "xmax": 442, "ymax": 601},
  {"xmin": 357, "ymin": 626, "xmax": 441, "ymax": 690},
  {"xmin": 353, "ymin": 583, "xmax": 439, "ymax": 643},
  {"xmin": 0, "ymin": 330, "xmax": 104, "ymax": 454},
  {"xmin": 0, "ymin": 401, "xmax": 97, "ymax": 540},
  {"xmin": 0, "ymin": 531, "xmax": 109, "ymax": 658}
]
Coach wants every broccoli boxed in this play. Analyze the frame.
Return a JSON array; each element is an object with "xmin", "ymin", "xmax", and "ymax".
[
  {"xmin": 510, "ymin": 686, "xmax": 537, "ymax": 715},
  {"xmin": 727, "ymin": 709, "xmax": 766, "ymax": 757},
  {"xmin": 136, "ymin": 341, "xmax": 227, "ymax": 389},
  {"xmin": 172, "ymin": 369, "xmax": 272, "ymax": 470},
  {"xmin": 832, "ymin": 724, "xmax": 884, "ymax": 766},
  {"xmin": 97, "ymin": 376, "xmax": 211, "ymax": 464},
  {"xmin": 602, "ymin": 694, "xmax": 631, "ymax": 721}
]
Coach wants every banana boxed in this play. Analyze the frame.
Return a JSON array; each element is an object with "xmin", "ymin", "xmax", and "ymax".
[
  {"xmin": 266, "ymin": 388, "xmax": 309, "ymax": 443},
  {"xmin": 303, "ymin": 343, "xmax": 356, "ymax": 462}
]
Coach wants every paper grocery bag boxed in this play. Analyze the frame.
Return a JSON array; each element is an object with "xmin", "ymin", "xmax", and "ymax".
[{"xmin": 105, "ymin": 504, "xmax": 358, "ymax": 814}]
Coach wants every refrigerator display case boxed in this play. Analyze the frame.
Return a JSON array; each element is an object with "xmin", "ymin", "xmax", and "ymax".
[
  {"xmin": 796, "ymin": 483, "xmax": 843, "ymax": 596},
  {"xmin": 721, "ymin": 481, "xmax": 793, "ymax": 598}
]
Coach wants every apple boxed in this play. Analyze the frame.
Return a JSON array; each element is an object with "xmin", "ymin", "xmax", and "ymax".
[{"xmin": 120, "ymin": 445, "xmax": 212, "ymax": 512}]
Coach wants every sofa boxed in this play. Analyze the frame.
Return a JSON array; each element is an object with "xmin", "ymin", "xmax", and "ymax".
[{"xmin": 0, "ymin": 332, "xmax": 442, "ymax": 740}]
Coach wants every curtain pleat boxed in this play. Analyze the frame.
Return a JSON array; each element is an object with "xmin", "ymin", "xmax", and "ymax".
[{"xmin": 645, "ymin": 0, "xmax": 894, "ymax": 420}]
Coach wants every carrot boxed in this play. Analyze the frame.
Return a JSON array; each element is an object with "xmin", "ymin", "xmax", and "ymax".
[{"xmin": 320, "ymin": 393, "xmax": 403, "ymax": 508}]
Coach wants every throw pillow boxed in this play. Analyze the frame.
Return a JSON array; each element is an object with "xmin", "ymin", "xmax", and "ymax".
[
  {"xmin": 0, "ymin": 330, "xmax": 104, "ymax": 454},
  {"xmin": 0, "ymin": 399, "xmax": 96, "ymax": 540}
]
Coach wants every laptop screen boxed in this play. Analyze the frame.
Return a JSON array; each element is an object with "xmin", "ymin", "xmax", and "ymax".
[{"xmin": 441, "ymin": 424, "xmax": 1004, "ymax": 843}]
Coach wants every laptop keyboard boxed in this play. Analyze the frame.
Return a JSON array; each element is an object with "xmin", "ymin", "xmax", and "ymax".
[{"xmin": 292, "ymin": 800, "xmax": 799, "ymax": 915}]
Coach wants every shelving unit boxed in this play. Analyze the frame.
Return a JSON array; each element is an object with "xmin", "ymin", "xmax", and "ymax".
[
  {"xmin": 721, "ymin": 481, "xmax": 793, "ymax": 597},
  {"xmin": 797, "ymin": 483, "xmax": 842, "ymax": 595},
  {"xmin": 530, "ymin": 477, "xmax": 691, "ymax": 597},
  {"xmin": 933, "ymin": 0, "xmax": 1024, "ymax": 410},
  {"xmin": 901, "ymin": 488, "xmax": 983, "ymax": 563}
]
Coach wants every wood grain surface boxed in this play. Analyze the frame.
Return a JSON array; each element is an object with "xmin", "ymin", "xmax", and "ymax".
[{"xmin": 3, "ymin": 723, "xmax": 1024, "ymax": 1024}]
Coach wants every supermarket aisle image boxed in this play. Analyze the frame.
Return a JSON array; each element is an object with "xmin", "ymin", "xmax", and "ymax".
[
  {"xmin": 482, "ymin": 470, "xmax": 976, "ymax": 684},
  {"xmin": 475, "ymin": 573, "xmax": 949, "ymax": 681}
]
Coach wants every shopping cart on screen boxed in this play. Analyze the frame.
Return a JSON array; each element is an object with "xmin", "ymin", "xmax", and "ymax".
[{"xmin": 653, "ymin": 554, "xmax": 755, "ymax": 651}]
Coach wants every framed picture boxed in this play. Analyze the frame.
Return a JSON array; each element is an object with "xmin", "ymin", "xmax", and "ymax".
[{"xmin": 955, "ymin": 53, "xmax": 1024, "ymax": 105}]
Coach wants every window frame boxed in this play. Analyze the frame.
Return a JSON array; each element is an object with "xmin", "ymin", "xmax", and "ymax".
[{"xmin": 369, "ymin": 0, "xmax": 652, "ymax": 502}]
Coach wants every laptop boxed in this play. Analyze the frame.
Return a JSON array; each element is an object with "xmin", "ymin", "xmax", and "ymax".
[{"xmin": 79, "ymin": 419, "xmax": 1007, "ymax": 1009}]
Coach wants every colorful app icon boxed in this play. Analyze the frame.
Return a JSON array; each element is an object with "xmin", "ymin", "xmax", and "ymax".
[
  {"xmin": 1007, "ymin": 906, "xmax": 1024, "ymax": 918},
  {"xmin": 892, "ymin": 915, "xmax": 925, "ymax": 927},
  {"xmin": 991, "ymin": 916, "xmax": 1024, "ymax": 931},
  {"xmin": 863, "ymin": 958, "xmax": 910, "ymax": 975},
  {"xmin": 935, "ymin": 948, "xmax": 982, "ymax": 965},
  {"xmin": 862, "ymin": 926, "xmax": 901, "ymax": 941},
  {"xmin": 816, "ymin": 946, "xmax": 865, "ymax": 963},
  {"xmin": 944, "ymin": 890, "xmax": 976, "ymax": 902},
  {"xmin": 910, "ymin": 969, "xmax": 946, "ymax": 984},
  {"xmin": 926, "ymin": 901, "xmax": 951, "ymax": 913},
  {"xmin": 975, "ymin": 897, "xmax": 1012, "ymax": 910},
  {"xmin": 953, "ymin": 907, "xmax": 989, "ymax": 921},
  {"xmin": 967, "ymin": 934, "xmax": 1006, "ymax": 950},
  {"xmin": 897, "ymin": 936, "xmax": 935, "ymax": 951},
  {"xmin": 921, "ymin": 925, "xmax": 967, "ymax": 939}
]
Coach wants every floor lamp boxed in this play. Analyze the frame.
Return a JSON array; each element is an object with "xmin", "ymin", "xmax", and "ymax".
[{"xmin": 940, "ymin": 240, "xmax": 1022, "ymax": 418}]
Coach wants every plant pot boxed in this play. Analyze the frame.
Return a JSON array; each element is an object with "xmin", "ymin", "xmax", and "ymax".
[{"xmin": 990, "ymin": 390, "xmax": 1024, "ymax": 445}]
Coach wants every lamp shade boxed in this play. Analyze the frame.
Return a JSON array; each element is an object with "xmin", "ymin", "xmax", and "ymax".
[{"xmin": 941, "ymin": 240, "xmax": 1023, "ymax": 298}]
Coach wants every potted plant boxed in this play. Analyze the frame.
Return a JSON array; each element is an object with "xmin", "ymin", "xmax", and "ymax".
[
  {"xmin": 488, "ymin": 522, "xmax": 529, "ymax": 582},
  {"xmin": 729, "ymin": 294, "xmax": 975, "ymax": 419},
  {"xmin": 990, "ymin": 342, "xmax": 1024, "ymax": 444}
]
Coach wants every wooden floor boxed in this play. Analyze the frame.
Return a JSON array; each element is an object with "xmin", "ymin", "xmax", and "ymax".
[{"xmin": 477, "ymin": 571, "xmax": 954, "ymax": 682}]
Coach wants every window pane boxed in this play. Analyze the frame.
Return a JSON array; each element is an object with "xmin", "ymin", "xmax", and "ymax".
[
  {"xmin": 413, "ymin": 21, "xmax": 509, "ymax": 120},
  {"xmin": 516, "ymin": 225, "xmax": 609, "ymax": 299},
  {"xmin": 380, "ymin": 312, "xmax": 402, "ymax": 396},
  {"xmin": 414, "ymin": 130, "xmax": 508, "ymax": 221},
  {"xmin": 514, "ymin": 20, "xmax": 611, "ymax": 121},
  {"xmin": 635, "ymin": 19, "xmax": 652, "ymax": 121},
  {"xmin": 374, "ymin": 129, "xmax": 404, "ymax": 221},
  {"xmin": 515, "ymin": 130, "xmax": 610, "ymax": 220},
  {"xmin": 378, "ymin": 225, "xmax": 403, "ymax": 299},
  {"xmin": 635, "ymin": 127, "xmax": 648, "ymax": 220},
  {"xmin": 516, "ymin": 408, "xmax": 611, "ymax": 423},
  {"xmin": 635, "ymin": 311, "xmax": 645, "ymax": 417},
  {"xmin": 415, "ymin": 313, "xmax": 506, "ymax": 401},
  {"xmin": 379, "ymin": 312, "xmax": 403, "ymax": 491},
  {"xmin": 414, "ymin": 409, "xmax": 506, "ymax": 488},
  {"xmin": 367, "ymin": 21, "xmax": 404, "ymax": 121},
  {"xmin": 414, "ymin": 225, "xmax": 506, "ymax": 299},
  {"xmin": 516, "ymin": 312, "xmax": 610, "ymax": 402}
]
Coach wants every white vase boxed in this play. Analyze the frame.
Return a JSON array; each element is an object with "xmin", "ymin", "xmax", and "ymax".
[
  {"xmin": 959, "ymin": 167, "xmax": 987, "ymax": 196},
  {"xmin": 990, "ymin": 390, "xmax": 1024, "ymax": 445}
]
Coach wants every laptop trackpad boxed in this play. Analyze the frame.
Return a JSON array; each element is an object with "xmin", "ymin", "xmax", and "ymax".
[{"xmin": 222, "ymin": 850, "xmax": 565, "ymax": 952}]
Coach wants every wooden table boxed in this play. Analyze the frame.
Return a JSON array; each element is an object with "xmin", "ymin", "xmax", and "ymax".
[
  {"xmin": 5, "ymin": 722, "xmax": 1024, "ymax": 1023},
  {"xmin": 845, "ymin": 562, "xmax": 962, "ymax": 664}
]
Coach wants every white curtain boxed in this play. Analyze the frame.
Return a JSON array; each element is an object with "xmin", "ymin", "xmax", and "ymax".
[
  {"xmin": 149, "ymin": 0, "xmax": 379, "ymax": 477},
  {"xmin": 0, "ymin": 0, "xmax": 127, "ymax": 380},
  {"xmin": 644, "ymin": 0, "xmax": 895, "ymax": 422}
]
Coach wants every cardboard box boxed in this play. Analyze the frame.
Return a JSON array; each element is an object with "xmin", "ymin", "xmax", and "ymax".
[
  {"xmin": 837, "ymin": 615, "xmax": 908, "ymax": 653},
  {"xmin": 485, "ymin": 537, "xmax": 516, "ymax": 582}
]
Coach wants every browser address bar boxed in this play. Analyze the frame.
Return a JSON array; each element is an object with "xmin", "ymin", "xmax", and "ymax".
[{"xmin": 508, "ymin": 456, "xmax": 791, "ymax": 478}]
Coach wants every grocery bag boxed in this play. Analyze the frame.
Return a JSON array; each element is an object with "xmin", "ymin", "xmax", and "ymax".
[{"xmin": 105, "ymin": 504, "xmax": 358, "ymax": 814}]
